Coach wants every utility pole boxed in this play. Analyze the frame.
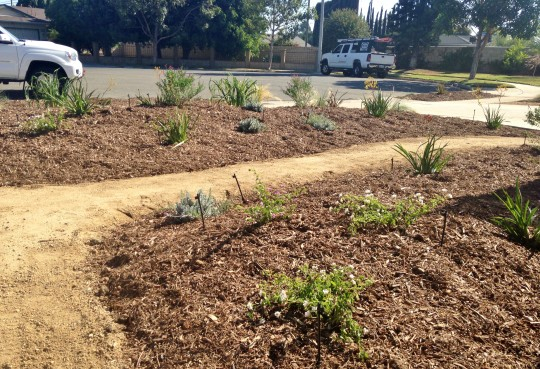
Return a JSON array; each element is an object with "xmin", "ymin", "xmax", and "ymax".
[
  {"xmin": 316, "ymin": 0, "xmax": 325, "ymax": 71},
  {"xmin": 305, "ymin": 0, "xmax": 311, "ymax": 47}
]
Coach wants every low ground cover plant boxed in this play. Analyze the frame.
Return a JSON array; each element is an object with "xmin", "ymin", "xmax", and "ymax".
[
  {"xmin": 242, "ymin": 101, "xmax": 264, "ymax": 112},
  {"xmin": 306, "ymin": 113, "xmax": 336, "ymax": 131},
  {"xmin": 155, "ymin": 111, "xmax": 192, "ymax": 145},
  {"xmin": 237, "ymin": 117, "xmax": 265, "ymax": 133},
  {"xmin": 168, "ymin": 189, "xmax": 229, "ymax": 223},
  {"xmin": 255, "ymin": 264, "xmax": 372, "ymax": 358},
  {"xmin": 337, "ymin": 192, "xmax": 445, "ymax": 234},
  {"xmin": 394, "ymin": 135, "xmax": 451, "ymax": 174},
  {"xmin": 156, "ymin": 68, "xmax": 204, "ymax": 107},
  {"xmin": 282, "ymin": 76, "xmax": 316, "ymax": 108},
  {"xmin": 210, "ymin": 75, "xmax": 259, "ymax": 107},
  {"xmin": 20, "ymin": 111, "xmax": 64, "ymax": 135},
  {"xmin": 492, "ymin": 179, "xmax": 539, "ymax": 248}
]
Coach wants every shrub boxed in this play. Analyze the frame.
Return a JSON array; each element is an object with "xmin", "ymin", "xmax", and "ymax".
[
  {"xmin": 482, "ymin": 104, "xmax": 504, "ymax": 129},
  {"xmin": 502, "ymin": 40, "xmax": 528, "ymax": 74},
  {"xmin": 256, "ymin": 264, "xmax": 372, "ymax": 358},
  {"xmin": 393, "ymin": 135, "xmax": 451, "ymax": 174},
  {"xmin": 210, "ymin": 75, "xmax": 259, "ymax": 107},
  {"xmin": 436, "ymin": 83, "xmax": 447, "ymax": 95},
  {"xmin": 156, "ymin": 68, "xmax": 203, "ymax": 107},
  {"xmin": 242, "ymin": 101, "xmax": 264, "ymax": 112},
  {"xmin": 245, "ymin": 171, "xmax": 303, "ymax": 225},
  {"xmin": 525, "ymin": 106, "xmax": 540, "ymax": 127},
  {"xmin": 237, "ymin": 117, "xmax": 265, "ymax": 133},
  {"xmin": 282, "ymin": 76, "xmax": 316, "ymax": 108},
  {"xmin": 170, "ymin": 190, "xmax": 229, "ymax": 223},
  {"xmin": 306, "ymin": 113, "xmax": 336, "ymax": 131},
  {"xmin": 337, "ymin": 192, "xmax": 445, "ymax": 234},
  {"xmin": 21, "ymin": 111, "xmax": 64, "ymax": 135},
  {"xmin": 155, "ymin": 111, "xmax": 192, "ymax": 145},
  {"xmin": 492, "ymin": 179, "xmax": 539, "ymax": 248},
  {"xmin": 362, "ymin": 90, "xmax": 394, "ymax": 117}
]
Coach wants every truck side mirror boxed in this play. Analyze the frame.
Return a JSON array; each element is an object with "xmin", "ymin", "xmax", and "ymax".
[{"xmin": 0, "ymin": 34, "xmax": 13, "ymax": 44}]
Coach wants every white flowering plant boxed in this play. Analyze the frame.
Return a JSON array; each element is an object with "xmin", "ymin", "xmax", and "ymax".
[
  {"xmin": 256, "ymin": 264, "xmax": 372, "ymax": 358},
  {"xmin": 337, "ymin": 193, "xmax": 445, "ymax": 234}
]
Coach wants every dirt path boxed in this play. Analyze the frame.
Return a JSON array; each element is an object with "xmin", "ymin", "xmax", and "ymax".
[{"xmin": 0, "ymin": 136, "xmax": 526, "ymax": 368}]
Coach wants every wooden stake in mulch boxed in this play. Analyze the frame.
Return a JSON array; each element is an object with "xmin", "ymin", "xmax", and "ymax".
[
  {"xmin": 232, "ymin": 173, "xmax": 247, "ymax": 204},
  {"xmin": 195, "ymin": 193, "xmax": 206, "ymax": 229},
  {"xmin": 440, "ymin": 210, "xmax": 448, "ymax": 247},
  {"xmin": 391, "ymin": 157, "xmax": 394, "ymax": 171},
  {"xmin": 316, "ymin": 302, "xmax": 322, "ymax": 367}
]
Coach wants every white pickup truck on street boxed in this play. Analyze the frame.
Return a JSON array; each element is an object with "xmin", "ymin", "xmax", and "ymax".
[
  {"xmin": 320, "ymin": 37, "xmax": 396, "ymax": 78},
  {"xmin": 0, "ymin": 25, "xmax": 83, "ymax": 85}
]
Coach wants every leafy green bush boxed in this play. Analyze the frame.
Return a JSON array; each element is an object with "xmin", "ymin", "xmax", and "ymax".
[
  {"xmin": 438, "ymin": 48, "xmax": 473, "ymax": 72},
  {"xmin": 282, "ymin": 76, "xmax": 316, "ymax": 108},
  {"xmin": 393, "ymin": 135, "xmax": 451, "ymax": 174},
  {"xmin": 337, "ymin": 193, "xmax": 445, "ymax": 234},
  {"xmin": 256, "ymin": 264, "xmax": 372, "ymax": 358},
  {"xmin": 525, "ymin": 106, "xmax": 540, "ymax": 127},
  {"xmin": 210, "ymin": 75, "xmax": 259, "ymax": 107},
  {"xmin": 362, "ymin": 90, "xmax": 394, "ymax": 117},
  {"xmin": 242, "ymin": 101, "xmax": 264, "ymax": 112},
  {"xmin": 245, "ymin": 171, "xmax": 303, "ymax": 225},
  {"xmin": 502, "ymin": 40, "xmax": 528, "ymax": 74},
  {"xmin": 492, "ymin": 179, "xmax": 539, "ymax": 248},
  {"xmin": 170, "ymin": 190, "xmax": 229, "ymax": 223},
  {"xmin": 237, "ymin": 117, "xmax": 265, "ymax": 133},
  {"xmin": 156, "ymin": 68, "xmax": 203, "ymax": 107},
  {"xmin": 155, "ymin": 111, "xmax": 192, "ymax": 145},
  {"xmin": 21, "ymin": 111, "xmax": 64, "ymax": 135},
  {"xmin": 306, "ymin": 113, "xmax": 336, "ymax": 131},
  {"xmin": 482, "ymin": 104, "xmax": 504, "ymax": 130}
]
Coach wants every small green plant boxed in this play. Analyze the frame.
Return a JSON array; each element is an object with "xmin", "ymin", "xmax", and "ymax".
[
  {"xmin": 136, "ymin": 90, "xmax": 154, "ymax": 107},
  {"xmin": 242, "ymin": 101, "xmax": 264, "ymax": 112},
  {"xmin": 256, "ymin": 264, "xmax": 372, "ymax": 358},
  {"xmin": 436, "ymin": 83, "xmax": 447, "ymax": 95},
  {"xmin": 325, "ymin": 89, "xmax": 347, "ymax": 107},
  {"xmin": 29, "ymin": 72, "xmax": 66, "ymax": 107},
  {"xmin": 155, "ymin": 111, "xmax": 192, "ymax": 145},
  {"xmin": 362, "ymin": 90, "xmax": 394, "ymax": 117},
  {"xmin": 364, "ymin": 76, "xmax": 378, "ymax": 90},
  {"xmin": 245, "ymin": 171, "xmax": 303, "ymax": 225},
  {"xmin": 169, "ymin": 190, "xmax": 229, "ymax": 223},
  {"xmin": 482, "ymin": 104, "xmax": 505, "ymax": 129},
  {"xmin": 393, "ymin": 135, "xmax": 451, "ymax": 174},
  {"xmin": 62, "ymin": 78, "xmax": 100, "ymax": 116},
  {"xmin": 210, "ymin": 75, "xmax": 259, "ymax": 107},
  {"xmin": 337, "ymin": 192, "xmax": 445, "ymax": 234},
  {"xmin": 237, "ymin": 117, "xmax": 265, "ymax": 133},
  {"xmin": 156, "ymin": 68, "xmax": 203, "ymax": 107},
  {"xmin": 21, "ymin": 111, "xmax": 64, "ymax": 135},
  {"xmin": 492, "ymin": 179, "xmax": 539, "ymax": 248},
  {"xmin": 525, "ymin": 106, "xmax": 540, "ymax": 127},
  {"xmin": 282, "ymin": 76, "xmax": 316, "ymax": 108},
  {"xmin": 306, "ymin": 113, "xmax": 336, "ymax": 131}
]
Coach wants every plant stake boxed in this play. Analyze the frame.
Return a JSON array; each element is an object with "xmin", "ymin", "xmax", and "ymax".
[
  {"xmin": 233, "ymin": 173, "xmax": 247, "ymax": 203},
  {"xmin": 440, "ymin": 210, "xmax": 448, "ymax": 247},
  {"xmin": 195, "ymin": 193, "xmax": 206, "ymax": 229},
  {"xmin": 316, "ymin": 302, "xmax": 322, "ymax": 367}
]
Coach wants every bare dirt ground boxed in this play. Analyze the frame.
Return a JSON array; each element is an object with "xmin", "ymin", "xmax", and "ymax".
[{"xmin": 0, "ymin": 97, "xmax": 538, "ymax": 369}]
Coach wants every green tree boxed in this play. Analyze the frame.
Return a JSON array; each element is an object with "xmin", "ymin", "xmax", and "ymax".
[
  {"xmin": 441, "ymin": 0, "xmax": 540, "ymax": 79},
  {"xmin": 502, "ymin": 39, "xmax": 528, "ymax": 73},
  {"xmin": 322, "ymin": 9, "xmax": 370, "ymax": 52},
  {"xmin": 263, "ymin": 0, "xmax": 307, "ymax": 70},
  {"xmin": 17, "ymin": 0, "xmax": 47, "ymax": 6}
]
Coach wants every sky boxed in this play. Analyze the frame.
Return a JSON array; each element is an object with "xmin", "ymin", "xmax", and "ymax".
[{"xmin": 313, "ymin": 0, "xmax": 399, "ymax": 18}]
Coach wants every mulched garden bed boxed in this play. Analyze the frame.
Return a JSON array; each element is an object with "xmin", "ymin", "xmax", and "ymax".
[
  {"xmin": 401, "ymin": 91, "xmax": 495, "ymax": 101},
  {"xmin": 94, "ymin": 145, "xmax": 540, "ymax": 369},
  {"xmin": 0, "ymin": 99, "xmax": 532, "ymax": 187}
]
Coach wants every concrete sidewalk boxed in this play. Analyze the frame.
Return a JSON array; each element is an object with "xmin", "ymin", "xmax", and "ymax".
[{"xmin": 264, "ymin": 83, "xmax": 540, "ymax": 131}]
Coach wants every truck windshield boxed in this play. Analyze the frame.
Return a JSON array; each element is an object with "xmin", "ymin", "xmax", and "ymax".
[{"xmin": 0, "ymin": 26, "xmax": 19, "ymax": 42}]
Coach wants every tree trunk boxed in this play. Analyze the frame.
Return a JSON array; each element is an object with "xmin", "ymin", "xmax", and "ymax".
[
  {"xmin": 469, "ymin": 30, "xmax": 489, "ymax": 80},
  {"xmin": 269, "ymin": 31, "xmax": 275, "ymax": 70},
  {"xmin": 152, "ymin": 24, "xmax": 159, "ymax": 65}
]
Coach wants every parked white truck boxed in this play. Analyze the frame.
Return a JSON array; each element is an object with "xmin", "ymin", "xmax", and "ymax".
[
  {"xmin": 320, "ymin": 37, "xmax": 396, "ymax": 78},
  {"xmin": 0, "ymin": 25, "xmax": 83, "ymax": 85}
]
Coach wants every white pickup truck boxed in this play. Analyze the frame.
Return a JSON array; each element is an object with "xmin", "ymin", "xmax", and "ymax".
[
  {"xmin": 320, "ymin": 37, "xmax": 396, "ymax": 78},
  {"xmin": 0, "ymin": 25, "xmax": 83, "ymax": 85}
]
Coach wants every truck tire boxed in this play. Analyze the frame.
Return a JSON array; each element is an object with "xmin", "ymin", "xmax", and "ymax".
[
  {"xmin": 27, "ymin": 65, "xmax": 68, "ymax": 91},
  {"xmin": 376, "ymin": 70, "xmax": 388, "ymax": 79},
  {"xmin": 353, "ymin": 63, "xmax": 363, "ymax": 77},
  {"xmin": 320, "ymin": 61, "xmax": 331, "ymax": 75}
]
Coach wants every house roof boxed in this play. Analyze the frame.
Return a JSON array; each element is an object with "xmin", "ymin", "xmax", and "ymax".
[
  {"xmin": 264, "ymin": 35, "xmax": 312, "ymax": 47},
  {"xmin": 0, "ymin": 5, "xmax": 49, "ymax": 25},
  {"xmin": 439, "ymin": 35, "xmax": 472, "ymax": 46}
]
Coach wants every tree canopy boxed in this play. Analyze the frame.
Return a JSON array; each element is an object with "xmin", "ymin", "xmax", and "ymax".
[{"xmin": 322, "ymin": 9, "xmax": 370, "ymax": 52}]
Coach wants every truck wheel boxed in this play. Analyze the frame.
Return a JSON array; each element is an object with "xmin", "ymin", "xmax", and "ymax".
[
  {"xmin": 377, "ymin": 70, "xmax": 388, "ymax": 79},
  {"xmin": 320, "ymin": 62, "xmax": 331, "ymax": 76},
  {"xmin": 353, "ymin": 64, "xmax": 363, "ymax": 77},
  {"xmin": 28, "ymin": 65, "xmax": 68, "ymax": 92}
]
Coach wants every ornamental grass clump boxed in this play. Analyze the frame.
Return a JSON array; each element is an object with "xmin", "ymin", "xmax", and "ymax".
[
  {"xmin": 169, "ymin": 190, "xmax": 229, "ymax": 223},
  {"xmin": 156, "ymin": 68, "xmax": 203, "ymax": 107},
  {"xmin": 210, "ymin": 75, "xmax": 259, "ymax": 107},
  {"xmin": 62, "ymin": 78, "xmax": 101, "ymax": 116},
  {"xmin": 28, "ymin": 72, "xmax": 66, "ymax": 107},
  {"xmin": 282, "ymin": 76, "xmax": 316, "ymax": 108},
  {"xmin": 237, "ymin": 117, "xmax": 265, "ymax": 133},
  {"xmin": 155, "ymin": 111, "xmax": 192, "ymax": 145},
  {"xmin": 482, "ymin": 104, "xmax": 504, "ymax": 130},
  {"xmin": 337, "ymin": 192, "xmax": 445, "ymax": 234},
  {"xmin": 492, "ymin": 179, "xmax": 539, "ymax": 248},
  {"xmin": 255, "ymin": 264, "xmax": 372, "ymax": 359},
  {"xmin": 393, "ymin": 135, "xmax": 451, "ymax": 174},
  {"xmin": 306, "ymin": 113, "xmax": 336, "ymax": 131},
  {"xmin": 362, "ymin": 90, "xmax": 394, "ymax": 118}
]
